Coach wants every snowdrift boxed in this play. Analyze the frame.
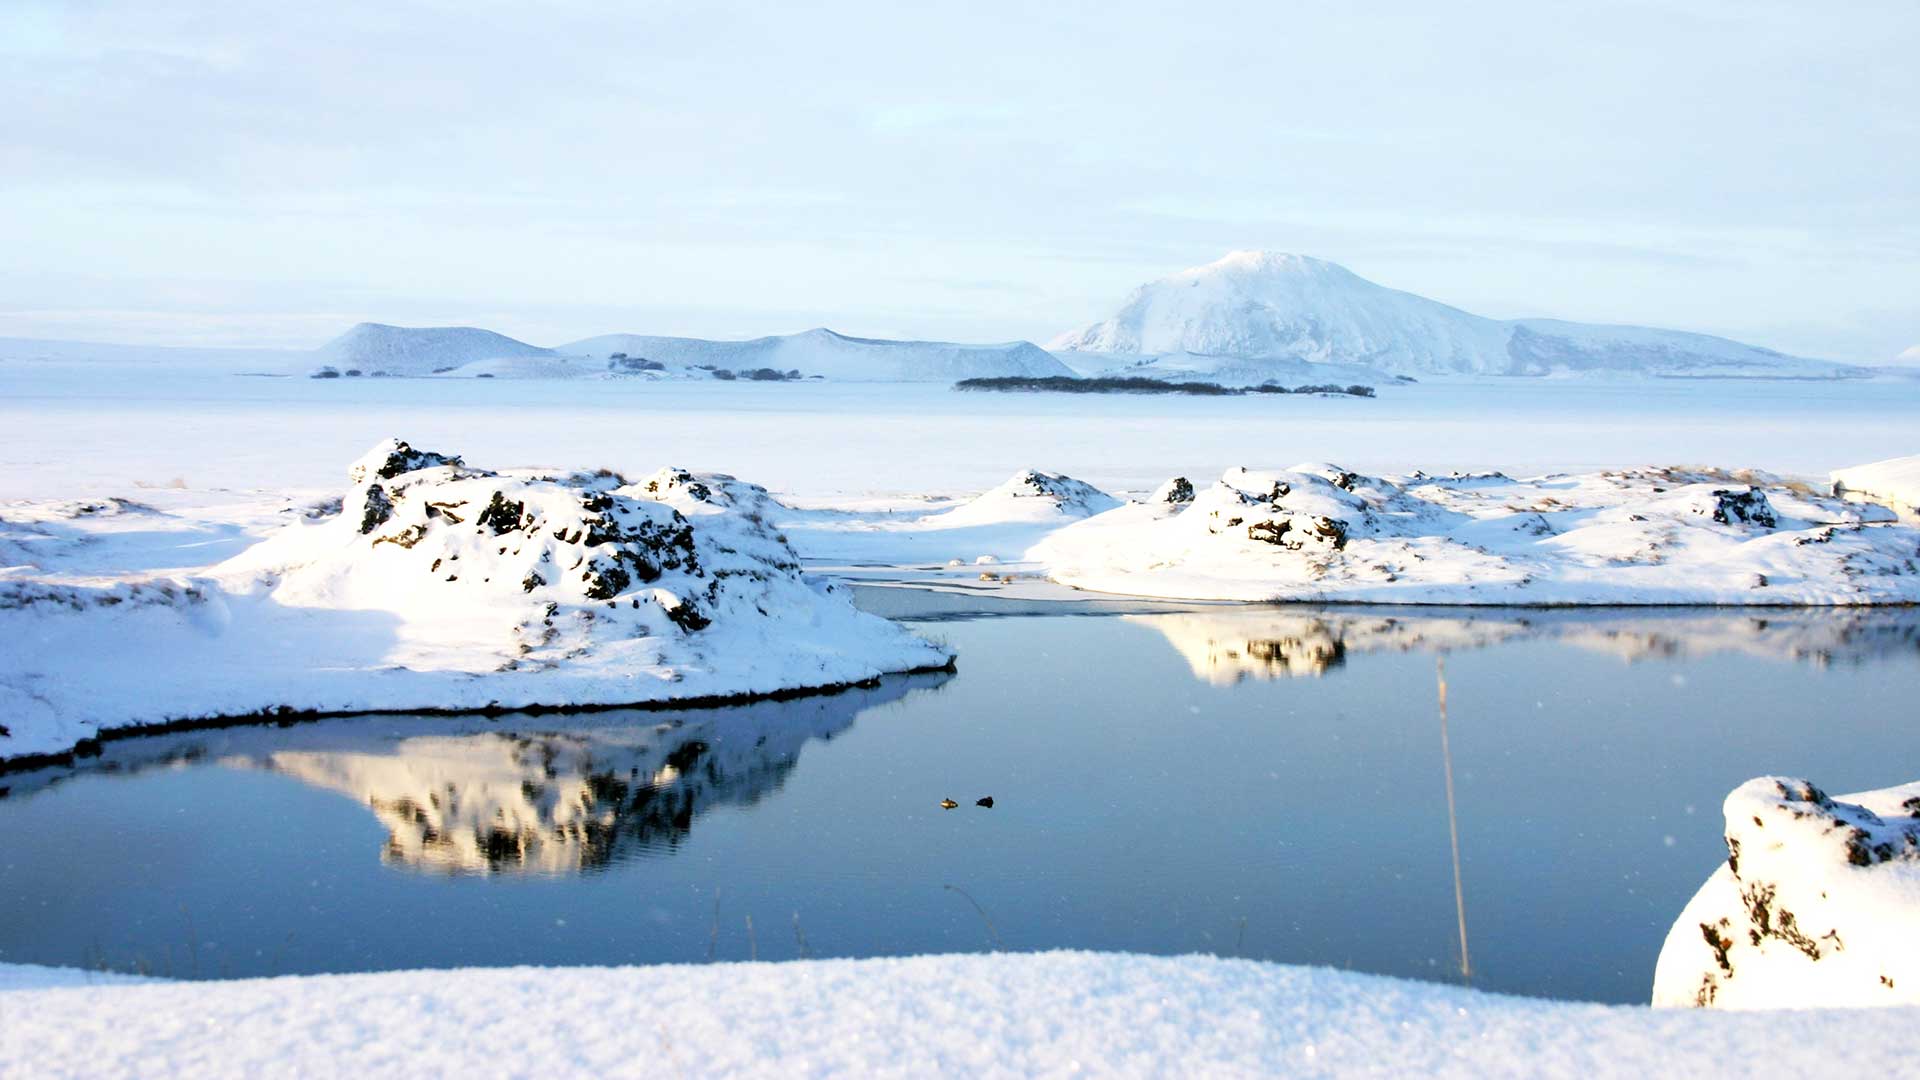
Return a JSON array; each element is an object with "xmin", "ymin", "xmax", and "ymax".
[
  {"xmin": 5, "ymin": 952, "xmax": 1918, "ymax": 1077},
  {"xmin": 1832, "ymin": 454, "xmax": 1920, "ymax": 514},
  {"xmin": 1653, "ymin": 776, "xmax": 1920, "ymax": 1009},
  {"xmin": 1053, "ymin": 251, "xmax": 1865, "ymax": 379},
  {"xmin": 1031, "ymin": 464, "xmax": 1920, "ymax": 604},
  {"xmin": 0, "ymin": 439, "xmax": 951, "ymax": 765}
]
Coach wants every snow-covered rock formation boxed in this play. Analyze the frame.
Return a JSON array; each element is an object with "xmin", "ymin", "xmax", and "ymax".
[
  {"xmin": 1053, "ymin": 251, "xmax": 1865, "ymax": 380},
  {"xmin": 1031, "ymin": 464, "xmax": 1920, "ymax": 604},
  {"xmin": 1653, "ymin": 776, "xmax": 1920, "ymax": 1009},
  {"xmin": 933, "ymin": 469, "xmax": 1121, "ymax": 527},
  {"xmin": 1832, "ymin": 454, "xmax": 1920, "ymax": 514},
  {"xmin": 561, "ymin": 327, "xmax": 1074, "ymax": 382},
  {"xmin": 310, "ymin": 323, "xmax": 560, "ymax": 377},
  {"xmin": 0, "ymin": 439, "xmax": 951, "ymax": 765}
]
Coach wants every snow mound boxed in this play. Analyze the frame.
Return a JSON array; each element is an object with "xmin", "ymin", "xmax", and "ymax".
[
  {"xmin": 1653, "ymin": 776, "xmax": 1920, "ymax": 1009},
  {"xmin": 560, "ymin": 327, "xmax": 1072, "ymax": 382},
  {"xmin": 1832, "ymin": 454, "xmax": 1920, "ymax": 513},
  {"xmin": 0, "ymin": 440, "xmax": 950, "ymax": 764},
  {"xmin": 935, "ymin": 469, "xmax": 1120, "ymax": 527},
  {"xmin": 311, "ymin": 323, "xmax": 554, "ymax": 378},
  {"xmin": 1030, "ymin": 465, "xmax": 1920, "ymax": 604},
  {"xmin": 1053, "ymin": 251, "xmax": 1860, "ymax": 379}
]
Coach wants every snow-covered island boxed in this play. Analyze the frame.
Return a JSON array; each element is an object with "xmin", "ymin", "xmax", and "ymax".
[
  {"xmin": 1030, "ymin": 464, "xmax": 1920, "ymax": 604},
  {"xmin": 0, "ymin": 439, "xmax": 952, "ymax": 767}
]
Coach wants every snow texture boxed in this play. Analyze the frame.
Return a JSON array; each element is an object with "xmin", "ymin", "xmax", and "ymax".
[
  {"xmin": 1653, "ymin": 776, "xmax": 1920, "ymax": 1009},
  {"xmin": 2, "ymin": 952, "xmax": 1915, "ymax": 1078},
  {"xmin": 1053, "ymin": 251, "xmax": 1865, "ymax": 379},
  {"xmin": 1832, "ymin": 454, "xmax": 1920, "ymax": 513},
  {"xmin": 1031, "ymin": 464, "xmax": 1920, "ymax": 604},
  {"xmin": 0, "ymin": 439, "xmax": 950, "ymax": 764},
  {"xmin": 560, "ymin": 327, "xmax": 1073, "ymax": 382}
]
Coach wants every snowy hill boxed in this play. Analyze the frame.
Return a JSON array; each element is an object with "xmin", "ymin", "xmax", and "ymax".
[
  {"xmin": 560, "ymin": 327, "xmax": 1074, "ymax": 382},
  {"xmin": 312, "ymin": 323, "xmax": 559, "ymax": 377},
  {"xmin": 1053, "ymin": 251, "xmax": 1865, "ymax": 379}
]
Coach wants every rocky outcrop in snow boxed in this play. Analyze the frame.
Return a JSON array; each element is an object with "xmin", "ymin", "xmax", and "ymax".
[
  {"xmin": 931, "ymin": 469, "xmax": 1121, "ymax": 529},
  {"xmin": 0, "ymin": 440, "xmax": 951, "ymax": 765},
  {"xmin": 1653, "ymin": 776, "xmax": 1920, "ymax": 1009},
  {"xmin": 1053, "ymin": 251, "xmax": 1865, "ymax": 379},
  {"xmin": 1031, "ymin": 464, "xmax": 1920, "ymax": 604}
]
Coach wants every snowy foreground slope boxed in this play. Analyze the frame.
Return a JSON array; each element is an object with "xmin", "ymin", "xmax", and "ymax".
[
  {"xmin": 1654, "ymin": 776, "xmax": 1920, "ymax": 1010},
  {"xmin": 1030, "ymin": 464, "xmax": 1920, "ymax": 604},
  {"xmin": 1053, "ymin": 251, "xmax": 1866, "ymax": 380},
  {"xmin": 0, "ymin": 440, "xmax": 949, "ymax": 764},
  {"xmin": 1, "ymin": 953, "xmax": 1912, "ymax": 1079}
]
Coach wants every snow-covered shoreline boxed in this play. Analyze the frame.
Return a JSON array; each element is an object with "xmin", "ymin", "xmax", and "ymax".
[
  {"xmin": 1031, "ymin": 464, "xmax": 1920, "ymax": 605},
  {"xmin": 7, "ymin": 441, "xmax": 1917, "ymax": 767},
  {"xmin": 4, "ymin": 952, "xmax": 1915, "ymax": 1078}
]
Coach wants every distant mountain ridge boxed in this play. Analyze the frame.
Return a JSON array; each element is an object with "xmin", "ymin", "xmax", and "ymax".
[
  {"xmin": 307, "ymin": 323, "xmax": 1071, "ymax": 382},
  {"xmin": 1053, "ymin": 251, "xmax": 1866, "ymax": 380},
  {"xmin": 559, "ymin": 327, "xmax": 1071, "ymax": 381}
]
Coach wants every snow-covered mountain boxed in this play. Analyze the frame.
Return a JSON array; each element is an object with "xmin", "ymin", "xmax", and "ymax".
[
  {"xmin": 1053, "ymin": 251, "xmax": 1866, "ymax": 380},
  {"xmin": 560, "ymin": 327, "xmax": 1073, "ymax": 382},
  {"xmin": 313, "ymin": 323, "xmax": 560, "ymax": 377}
]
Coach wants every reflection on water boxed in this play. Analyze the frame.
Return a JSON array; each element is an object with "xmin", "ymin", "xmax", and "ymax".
[
  {"xmin": 269, "ymin": 720, "xmax": 832, "ymax": 875},
  {"xmin": 2, "ymin": 601, "xmax": 1918, "ymax": 1002},
  {"xmin": 4, "ymin": 674, "xmax": 943, "ymax": 876},
  {"xmin": 1135, "ymin": 607, "xmax": 1920, "ymax": 683}
]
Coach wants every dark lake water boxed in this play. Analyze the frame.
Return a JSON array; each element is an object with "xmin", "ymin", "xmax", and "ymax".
[{"xmin": 3, "ymin": 591, "xmax": 1918, "ymax": 1004}]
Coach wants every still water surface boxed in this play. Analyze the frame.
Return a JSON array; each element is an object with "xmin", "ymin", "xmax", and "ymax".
[{"xmin": 3, "ymin": 594, "xmax": 1917, "ymax": 1004}]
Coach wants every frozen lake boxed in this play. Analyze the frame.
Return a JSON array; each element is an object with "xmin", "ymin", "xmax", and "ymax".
[
  {"xmin": 3, "ymin": 592, "xmax": 1917, "ymax": 1004},
  {"xmin": 2, "ymin": 367, "xmax": 1917, "ymax": 500}
]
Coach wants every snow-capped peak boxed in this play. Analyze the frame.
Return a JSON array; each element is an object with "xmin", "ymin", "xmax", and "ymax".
[{"xmin": 1055, "ymin": 252, "xmax": 1859, "ymax": 379}]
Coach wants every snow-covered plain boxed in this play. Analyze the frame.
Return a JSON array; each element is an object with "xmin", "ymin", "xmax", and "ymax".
[
  {"xmin": 5, "ymin": 367, "xmax": 1912, "ymax": 502},
  {"xmin": 3, "ymin": 952, "xmax": 1916, "ymax": 1078}
]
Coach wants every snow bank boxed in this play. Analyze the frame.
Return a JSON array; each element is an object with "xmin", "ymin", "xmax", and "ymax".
[
  {"xmin": 1832, "ymin": 454, "xmax": 1920, "ymax": 513},
  {"xmin": 0, "ymin": 440, "xmax": 950, "ymax": 765},
  {"xmin": 1653, "ymin": 776, "xmax": 1920, "ymax": 1009},
  {"xmin": 1031, "ymin": 464, "xmax": 1920, "ymax": 605},
  {"xmin": 3, "ymin": 953, "xmax": 1914, "ymax": 1078}
]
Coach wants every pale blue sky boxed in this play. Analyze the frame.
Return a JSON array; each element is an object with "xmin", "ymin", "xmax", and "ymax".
[{"xmin": 2, "ymin": 0, "xmax": 1915, "ymax": 360}]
